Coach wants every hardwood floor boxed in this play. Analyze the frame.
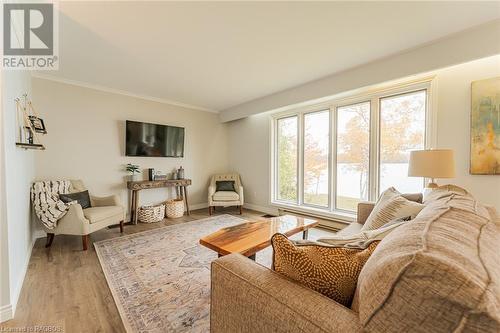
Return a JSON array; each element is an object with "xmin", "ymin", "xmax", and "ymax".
[{"xmin": 1, "ymin": 207, "xmax": 335, "ymax": 332}]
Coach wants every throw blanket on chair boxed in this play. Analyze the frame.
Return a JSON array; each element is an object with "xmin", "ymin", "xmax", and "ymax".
[{"xmin": 31, "ymin": 180, "xmax": 74, "ymax": 229}]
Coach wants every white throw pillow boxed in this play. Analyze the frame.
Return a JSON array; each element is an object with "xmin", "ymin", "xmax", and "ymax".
[{"xmin": 362, "ymin": 187, "xmax": 424, "ymax": 231}]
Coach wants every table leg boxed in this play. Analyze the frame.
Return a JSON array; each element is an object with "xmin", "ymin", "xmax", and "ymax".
[
  {"xmin": 183, "ymin": 186, "xmax": 190, "ymax": 215},
  {"xmin": 129, "ymin": 190, "xmax": 135, "ymax": 223},
  {"xmin": 302, "ymin": 229, "xmax": 309, "ymax": 240},
  {"xmin": 134, "ymin": 190, "xmax": 140, "ymax": 225},
  {"xmin": 218, "ymin": 253, "xmax": 255, "ymax": 261}
]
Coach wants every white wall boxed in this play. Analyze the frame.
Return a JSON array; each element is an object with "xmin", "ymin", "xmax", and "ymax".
[
  {"xmin": 32, "ymin": 78, "xmax": 229, "ymax": 219},
  {"xmin": 227, "ymin": 55, "xmax": 500, "ymax": 213},
  {"xmin": 1, "ymin": 70, "xmax": 36, "ymax": 321},
  {"xmin": 0, "ymin": 73, "xmax": 12, "ymax": 321},
  {"xmin": 227, "ymin": 114, "xmax": 274, "ymax": 214},
  {"xmin": 435, "ymin": 56, "xmax": 500, "ymax": 209}
]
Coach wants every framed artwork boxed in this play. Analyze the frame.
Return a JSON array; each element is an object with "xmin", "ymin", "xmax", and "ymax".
[
  {"xmin": 28, "ymin": 115, "xmax": 47, "ymax": 133},
  {"xmin": 470, "ymin": 76, "xmax": 500, "ymax": 175}
]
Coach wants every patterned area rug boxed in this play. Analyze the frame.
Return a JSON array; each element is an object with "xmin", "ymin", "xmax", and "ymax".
[{"xmin": 94, "ymin": 214, "xmax": 272, "ymax": 333}]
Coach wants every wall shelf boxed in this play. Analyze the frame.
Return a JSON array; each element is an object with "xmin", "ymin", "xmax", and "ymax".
[{"xmin": 15, "ymin": 142, "xmax": 45, "ymax": 150}]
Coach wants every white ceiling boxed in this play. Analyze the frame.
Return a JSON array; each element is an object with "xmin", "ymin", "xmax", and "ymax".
[{"xmin": 46, "ymin": 1, "xmax": 500, "ymax": 112}]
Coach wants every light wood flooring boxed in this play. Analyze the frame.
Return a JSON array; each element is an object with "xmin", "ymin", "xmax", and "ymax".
[{"xmin": 1, "ymin": 207, "xmax": 336, "ymax": 332}]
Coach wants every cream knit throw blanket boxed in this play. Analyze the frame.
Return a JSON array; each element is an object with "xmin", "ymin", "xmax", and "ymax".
[
  {"xmin": 295, "ymin": 217, "xmax": 408, "ymax": 249},
  {"xmin": 31, "ymin": 180, "xmax": 74, "ymax": 229}
]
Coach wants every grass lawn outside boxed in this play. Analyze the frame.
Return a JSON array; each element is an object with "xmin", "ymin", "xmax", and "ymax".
[{"xmin": 303, "ymin": 194, "xmax": 361, "ymax": 212}]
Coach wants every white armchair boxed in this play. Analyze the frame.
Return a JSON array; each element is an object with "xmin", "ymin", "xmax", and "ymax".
[
  {"xmin": 208, "ymin": 173, "xmax": 244, "ymax": 215},
  {"xmin": 38, "ymin": 179, "xmax": 125, "ymax": 251}
]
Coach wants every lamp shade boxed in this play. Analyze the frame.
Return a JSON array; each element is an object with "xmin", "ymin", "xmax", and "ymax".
[{"xmin": 408, "ymin": 149, "xmax": 456, "ymax": 178}]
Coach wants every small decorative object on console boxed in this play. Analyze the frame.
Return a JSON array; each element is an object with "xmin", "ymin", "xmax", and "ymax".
[
  {"xmin": 126, "ymin": 163, "xmax": 141, "ymax": 181},
  {"xmin": 177, "ymin": 166, "xmax": 185, "ymax": 179},
  {"xmin": 154, "ymin": 174, "xmax": 168, "ymax": 180},
  {"xmin": 148, "ymin": 168, "xmax": 155, "ymax": 181}
]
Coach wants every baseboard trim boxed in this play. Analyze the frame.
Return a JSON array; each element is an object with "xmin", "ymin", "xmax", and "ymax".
[
  {"xmin": 243, "ymin": 203, "xmax": 278, "ymax": 216},
  {"xmin": 10, "ymin": 236, "xmax": 36, "ymax": 316},
  {"xmin": 33, "ymin": 229, "xmax": 46, "ymax": 239},
  {"xmin": 190, "ymin": 202, "xmax": 208, "ymax": 210},
  {"xmin": 0, "ymin": 304, "xmax": 13, "ymax": 323}
]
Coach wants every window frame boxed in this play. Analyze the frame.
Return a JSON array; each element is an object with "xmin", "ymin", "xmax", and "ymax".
[
  {"xmin": 302, "ymin": 109, "xmax": 331, "ymax": 210},
  {"xmin": 274, "ymin": 115, "xmax": 299, "ymax": 204},
  {"xmin": 377, "ymin": 89, "xmax": 428, "ymax": 197},
  {"xmin": 270, "ymin": 77, "xmax": 436, "ymax": 222},
  {"xmin": 334, "ymin": 100, "xmax": 371, "ymax": 214}
]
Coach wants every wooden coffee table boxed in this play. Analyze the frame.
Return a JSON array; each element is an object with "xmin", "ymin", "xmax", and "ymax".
[{"xmin": 199, "ymin": 215, "xmax": 318, "ymax": 260}]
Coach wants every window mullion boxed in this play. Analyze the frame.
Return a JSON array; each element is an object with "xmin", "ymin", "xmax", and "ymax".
[
  {"xmin": 369, "ymin": 97, "xmax": 379, "ymax": 202},
  {"xmin": 298, "ymin": 113, "xmax": 304, "ymax": 206},
  {"xmin": 330, "ymin": 105, "xmax": 337, "ymax": 211}
]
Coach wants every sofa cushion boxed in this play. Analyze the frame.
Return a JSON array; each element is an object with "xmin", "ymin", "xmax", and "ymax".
[
  {"xmin": 356, "ymin": 187, "xmax": 500, "ymax": 332},
  {"xmin": 271, "ymin": 233, "xmax": 380, "ymax": 307},
  {"xmin": 213, "ymin": 191, "xmax": 239, "ymax": 201},
  {"xmin": 83, "ymin": 206, "xmax": 123, "ymax": 223},
  {"xmin": 362, "ymin": 187, "xmax": 424, "ymax": 231}
]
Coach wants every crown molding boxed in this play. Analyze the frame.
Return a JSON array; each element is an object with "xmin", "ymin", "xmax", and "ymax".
[{"xmin": 30, "ymin": 73, "xmax": 218, "ymax": 113}]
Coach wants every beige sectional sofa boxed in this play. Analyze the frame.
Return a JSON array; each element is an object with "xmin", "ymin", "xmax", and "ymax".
[{"xmin": 210, "ymin": 187, "xmax": 500, "ymax": 332}]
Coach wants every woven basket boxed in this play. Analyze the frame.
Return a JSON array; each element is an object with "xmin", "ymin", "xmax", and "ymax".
[
  {"xmin": 165, "ymin": 199, "xmax": 184, "ymax": 218},
  {"xmin": 138, "ymin": 204, "xmax": 165, "ymax": 223}
]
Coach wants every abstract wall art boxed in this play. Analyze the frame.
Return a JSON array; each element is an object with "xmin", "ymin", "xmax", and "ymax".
[{"xmin": 470, "ymin": 77, "xmax": 500, "ymax": 175}]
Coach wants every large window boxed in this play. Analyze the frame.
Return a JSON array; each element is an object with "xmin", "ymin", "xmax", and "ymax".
[
  {"xmin": 276, "ymin": 116, "xmax": 298, "ymax": 202},
  {"xmin": 379, "ymin": 91, "xmax": 426, "ymax": 194},
  {"xmin": 304, "ymin": 111, "xmax": 330, "ymax": 207},
  {"xmin": 336, "ymin": 102, "xmax": 370, "ymax": 211},
  {"xmin": 273, "ymin": 82, "xmax": 431, "ymax": 217}
]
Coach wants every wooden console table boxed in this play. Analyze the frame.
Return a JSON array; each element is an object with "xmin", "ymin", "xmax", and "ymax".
[{"xmin": 127, "ymin": 179, "xmax": 192, "ymax": 224}]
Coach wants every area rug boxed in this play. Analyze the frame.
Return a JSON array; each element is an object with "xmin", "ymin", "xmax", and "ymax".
[{"xmin": 94, "ymin": 214, "xmax": 272, "ymax": 333}]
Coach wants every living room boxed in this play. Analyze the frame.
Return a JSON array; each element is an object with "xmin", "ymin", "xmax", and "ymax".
[{"xmin": 1, "ymin": 2, "xmax": 499, "ymax": 332}]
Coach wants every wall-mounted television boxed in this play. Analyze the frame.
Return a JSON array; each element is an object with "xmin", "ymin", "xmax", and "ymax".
[{"xmin": 126, "ymin": 120, "xmax": 185, "ymax": 157}]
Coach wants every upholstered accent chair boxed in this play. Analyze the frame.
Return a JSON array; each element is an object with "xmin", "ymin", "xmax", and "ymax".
[
  {"xmin": 208, "ymin": 173, "xmax": 244, "ymax": 215},
  {"xmin": 39, "ymin": 180, "xmax": 125, "ymax": 251}
]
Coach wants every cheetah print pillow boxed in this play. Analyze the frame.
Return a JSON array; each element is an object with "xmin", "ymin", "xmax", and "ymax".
[{"xmin": 271, "ymin": 233, "xmax": 380, "ymax": 307}]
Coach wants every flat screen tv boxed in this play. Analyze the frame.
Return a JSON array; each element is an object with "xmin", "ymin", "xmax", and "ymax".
[{"xmin": 126, "ymin": 120, "xmax": 185, "ymax": 157}]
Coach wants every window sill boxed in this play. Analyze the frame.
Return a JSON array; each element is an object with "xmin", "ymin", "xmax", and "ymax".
[{"xmin": 271, "ymin": 201, "xmax": 356, "ymax": 224}]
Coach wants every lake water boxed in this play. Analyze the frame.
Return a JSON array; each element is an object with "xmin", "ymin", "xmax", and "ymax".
[{"xmin": 306, "ymin": 163, "xmax": 423, "ymax": 199}]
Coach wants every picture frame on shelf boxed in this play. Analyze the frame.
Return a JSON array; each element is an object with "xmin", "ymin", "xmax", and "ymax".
[{"xmin": 28, "ymin": 116, "xmax": 47, "ymax": 134}]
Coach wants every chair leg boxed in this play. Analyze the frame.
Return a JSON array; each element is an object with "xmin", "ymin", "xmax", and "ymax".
[
  {"xmin": 82, "ymin": 235, "xmax": 89, "ymax": 251},
  {"xmin": 45, "ymin": 233, "xmax": 54, "ymax": 248},
  {"xmin": 208, "ymin": 206, "xmax": 212, "ymax": 216},
  {"xmin": 239, "ymin": 205, "xmax": 243, "ymax": 215},
  {"xmin": 119, "ymin": 220, "xmax": 124, "ymax": 233}
]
